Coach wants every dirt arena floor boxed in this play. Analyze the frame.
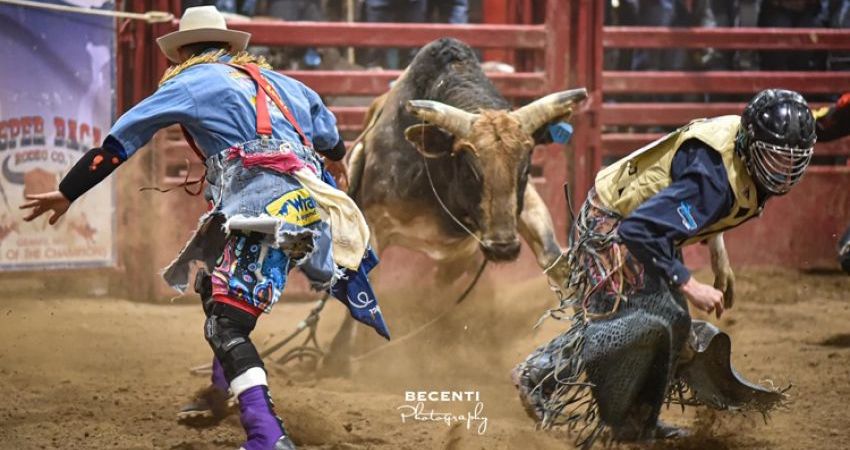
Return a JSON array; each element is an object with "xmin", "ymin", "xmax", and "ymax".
[{"xmin": 1, "ymin": 267, "xmax": 849, "ymax": 450}]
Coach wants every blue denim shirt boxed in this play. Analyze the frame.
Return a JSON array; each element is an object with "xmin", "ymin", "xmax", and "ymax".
[
  {"xmin": 127, "ymin": 55, "xmax": 341, "ymax": 293},
  {"xmin": 107, "ymin": 56, "xmax": 339, "ymax": 158}
]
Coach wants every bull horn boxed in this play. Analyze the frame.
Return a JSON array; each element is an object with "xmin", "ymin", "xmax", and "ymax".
[
  {"xmin": 511, "ymin": 88, "xmax": 588, "ymax": 136},
  {"xmin": 405, "ymin": 100, "xmax": 478, "ymax": 139}
]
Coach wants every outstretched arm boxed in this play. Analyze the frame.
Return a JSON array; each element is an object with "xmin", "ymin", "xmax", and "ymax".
[
  {"xmin": 20, "ymin": 77, "xmax": 196, "ymax": 225},
  {"xmin": 20, "ymin": 141, "xmax": 124, "ymax": 223}
]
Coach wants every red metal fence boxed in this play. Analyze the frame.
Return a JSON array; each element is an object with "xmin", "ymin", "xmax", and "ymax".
[
  {"xmin": 118, "ymin": 0, "xmax": 578, "ymax": 245},
  {"xmin": 597, "ymin": 16, "xmax": 850, "ymax": 269},
  {"xmin": 600, "ymin": 26, "xmax": 850, "ymax": 160},
  {"xmin": 117, "ymin": 0, "xmax": 850, "ymax": 273}
]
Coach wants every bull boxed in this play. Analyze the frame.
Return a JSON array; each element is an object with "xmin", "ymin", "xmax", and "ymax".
[
  {"xmin": 328, "ymin": 38, "xmax": 738, "ymax": 370},
  {"xmin": 349, "ymin": 38, "xmax": 585, "ymax": 273},
  {"xmin": 324, "ymin": 38, "xmax": 587, "ymax": 367}
]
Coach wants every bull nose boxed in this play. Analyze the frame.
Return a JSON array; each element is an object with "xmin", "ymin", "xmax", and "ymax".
[{"xmin": 481, "ymin": 239, "xmax": 521, "ymax": 261}]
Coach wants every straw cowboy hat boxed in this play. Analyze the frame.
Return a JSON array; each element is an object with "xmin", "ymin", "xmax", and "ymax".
[{"xmin": 157, "ymin": 6, "xmax": 251, "ymax": 63}]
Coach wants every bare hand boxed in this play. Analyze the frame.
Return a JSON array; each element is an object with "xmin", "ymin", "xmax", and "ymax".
[
  {"xmin": 325, "ymin": 159, "xmax": 349, "ymax": 192},
  {"xmin": 20, "ymin": 191, "xmax": 71, "ymax": 225},
  {"xmin": 679, "ymin": 277, "xmax": 725, "ymax": 319}
]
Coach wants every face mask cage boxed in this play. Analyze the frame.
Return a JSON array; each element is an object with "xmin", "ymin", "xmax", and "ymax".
[{"xmin": 748, "ymin": 139, "xmax": 814, "ymax": 195}]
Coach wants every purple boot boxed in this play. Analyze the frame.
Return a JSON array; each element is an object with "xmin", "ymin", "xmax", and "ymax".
[
  {"xmin": 177, "ymin": 358, "xmax": 235, "ymax": 427},
  {"xmin": 238, "ymin": 385, "xmax": 296, "ymax": 450}
]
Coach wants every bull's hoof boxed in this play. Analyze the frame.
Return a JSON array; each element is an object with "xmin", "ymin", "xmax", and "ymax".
[
  {"xmin": 176, "ymin": 384, "xmax": 235, "ymax": 428},
  {"xmin": 511, "ymin": 363, "xmax": 544, "ymax": 422}
]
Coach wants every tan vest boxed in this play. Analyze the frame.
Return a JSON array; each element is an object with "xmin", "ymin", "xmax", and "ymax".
[{"xmin": 594, "ymin": 115, "xmax": 762, "ymax": 246}]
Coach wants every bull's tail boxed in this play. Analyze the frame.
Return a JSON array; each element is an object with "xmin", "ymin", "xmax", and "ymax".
[{"xmin": 346, "ymin": 92, "xmax": 388, "ymax": 201}]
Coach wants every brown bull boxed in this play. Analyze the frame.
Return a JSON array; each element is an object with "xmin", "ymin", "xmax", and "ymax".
[{"xmin": 323, "ymin": 38, "xmax": 588, "ymax": 369}]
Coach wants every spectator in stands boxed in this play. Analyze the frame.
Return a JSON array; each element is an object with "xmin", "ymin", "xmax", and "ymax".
[
  {"xmin": 261, "ymin": 0, "xmax": 322, "ymax": 21},
  {"xmin": 604, "ymin": 0, "xmax": 638, "ymax": 71},
  {"xmin": 362, "ymin": 0, "xmax": 428, "ymax": 69},
  {"xmin": 627, "ymin": 0, "xmax": 692, "ymax": 73},
  {"xmin": 624, "ymin": 0, "xmax": 694, "ymax": 129},
  {"xmin": 258, "ymin": 0, "xmax": 325, "ymax": 69},
  {"xmin": 832, "ymin": 0, "xmax": 850, "ymax": 26},
  {"xmin": 828, "ymin": 0, "xmax": 850, "ymax": 70},
  {"xmin": 183, "ymin": 0, "xmax": 257, "ymax": 16},
  {"xmin": 757, "ymin": 0, "xmax": 829, "ymax": 71},
  {"xmin": 428, "ymin": 0, "xmax": 469, "ymax": 24},
  {"xmin": 694, "ymin": 0, "xmax": 741, "ymax": 70}
]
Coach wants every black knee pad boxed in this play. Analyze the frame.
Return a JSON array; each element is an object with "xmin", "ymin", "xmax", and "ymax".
[
  {"xmin": 204, "ymin": 303, "xmax": 264, "ymax": 382},
  {"xmin": 193, "ymin": 268, "xmax": 215, "ymax": 317}
]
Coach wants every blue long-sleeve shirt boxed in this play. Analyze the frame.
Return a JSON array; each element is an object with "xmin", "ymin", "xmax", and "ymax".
[
  {"xmin": 617, "ymin": 138, "xmax": 734, "ymax": 287},
  {"xmin": 104, "ymin": 54, "xmax": 339, "ymax": 160}
]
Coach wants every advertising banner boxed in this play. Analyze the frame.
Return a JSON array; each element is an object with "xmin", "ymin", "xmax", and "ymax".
[{"xmin": 0, "ymin": 0, "xmax": 116, "ymax": 270}]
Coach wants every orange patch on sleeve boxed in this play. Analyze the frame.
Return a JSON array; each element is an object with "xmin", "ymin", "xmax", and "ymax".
[{"xmin": 89, "ymin": 155, "xmax": 104, "ymax": 171}]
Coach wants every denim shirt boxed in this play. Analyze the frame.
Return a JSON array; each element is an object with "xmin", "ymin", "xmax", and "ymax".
[
  {"xmin": 107, "ymin": 55, "xmax": 339, "ymax": 159},
  {"xmin": 110, "ymin": 54, "xmax": 388, "ymax": 337},
  {"xmin": 141, "ymin": 56, "xmax": 340, "ymax": 293}
]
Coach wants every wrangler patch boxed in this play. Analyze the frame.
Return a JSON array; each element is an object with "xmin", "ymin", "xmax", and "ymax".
[{"xmin": 265, "ymin": 188, "xmax": 320, "ymax": 226}]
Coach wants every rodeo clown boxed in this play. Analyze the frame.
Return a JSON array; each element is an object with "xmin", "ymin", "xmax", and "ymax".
[
  {"xmin": 813, "ymin": 92, "xmax": 850, "ymax": 273},
  {"xmin": 512, "ymin": 89, "xmax": 815, "ymax": 445},
  {"xmin": 21, "ymin": 6, "xmax": 389, "ymax": 450}
]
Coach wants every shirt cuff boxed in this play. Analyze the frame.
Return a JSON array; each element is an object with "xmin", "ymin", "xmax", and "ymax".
[
  {"xmin": 318, "ymin": 139, "xmax": 346, "ymax": 161},
  {"xmin": 666, "ymin": 260, "xmax": 692, "ymax": 287},
  {"xmin": 102, "ymin": 135, "xmax": 128, "ymax": 161}
]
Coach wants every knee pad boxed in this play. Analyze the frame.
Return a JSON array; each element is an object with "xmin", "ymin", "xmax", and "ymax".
[
  {"xmin": 193, "ymin": 269, "xmax": 214, "ymax": 317},
  {"xmin": 204, "ymin": 303, "xmax": 264, "ymax": 382}
]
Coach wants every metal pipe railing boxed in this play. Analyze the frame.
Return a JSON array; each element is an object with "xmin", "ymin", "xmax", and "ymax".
[{"xmin": 604, "ymin": 26, "xmax": 850, "ymax": 50}]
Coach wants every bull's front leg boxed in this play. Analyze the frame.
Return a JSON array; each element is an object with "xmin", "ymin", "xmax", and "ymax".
[
  {"xmin": 708, "ymin": 233, "xmax": 735, "ymax": 309},
  {"xmin": 518, "ymin": 184, "xmax": 570, "ymax": 287}
]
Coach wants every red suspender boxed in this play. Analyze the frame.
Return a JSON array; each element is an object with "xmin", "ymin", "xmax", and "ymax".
[
  {"xmin": 177, "ymin": 62, "xmax": 313, "ymax": 164},
  {"xmin": 249, "ymin": 66, "xmax": 274, "ymax": 137},
  {"xmin": 228, "ymin": 63, "xmax": 313, "ymax": 149},
  {"xmin": 180, "ymin": 125, "xmax": 207, "ymax": 161},
  {"xmin": 169, "ymin": 62, "xmax": 311, "ymax": 199}
]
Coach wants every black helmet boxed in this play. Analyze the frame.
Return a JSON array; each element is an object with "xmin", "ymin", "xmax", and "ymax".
[{"xmin": 736, "ymin": 89, "xmax": 816, "ymax": 195}]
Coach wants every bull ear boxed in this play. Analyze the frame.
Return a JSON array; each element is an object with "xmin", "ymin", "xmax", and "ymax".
[{"xmin": 404, "ymin": 124, "xmax": 455, "ymax": 158}]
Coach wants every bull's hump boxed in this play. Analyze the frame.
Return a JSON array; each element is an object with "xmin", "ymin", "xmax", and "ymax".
[{"xmin": 419, "ymin": 38, "xmax": 477, "ymax": 65}]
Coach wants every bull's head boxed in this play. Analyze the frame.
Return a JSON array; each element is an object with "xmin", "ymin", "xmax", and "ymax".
[{"xmin": 403, "ymin": 88, "xmax": 587, "ymax": 261}]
